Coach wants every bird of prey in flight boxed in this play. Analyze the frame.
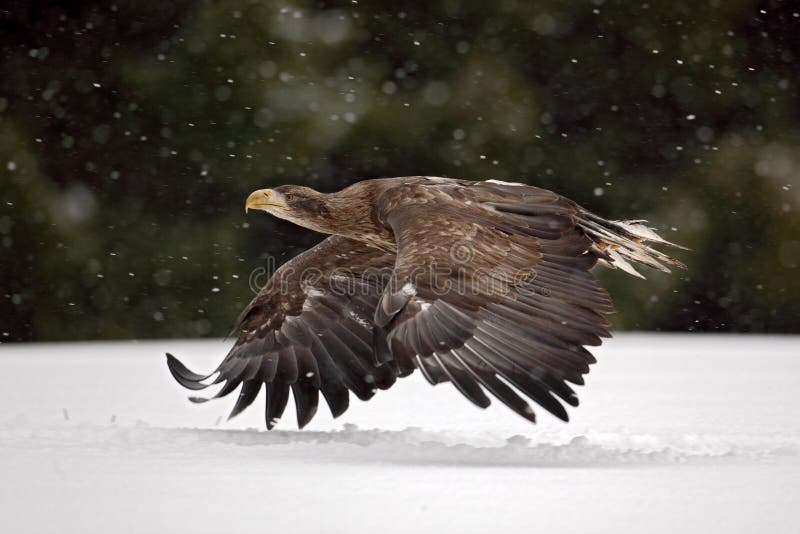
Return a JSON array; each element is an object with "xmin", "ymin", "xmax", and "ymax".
[{"xmin": 167, "ymin": 176, "xmax": 684, "ymax": 429}]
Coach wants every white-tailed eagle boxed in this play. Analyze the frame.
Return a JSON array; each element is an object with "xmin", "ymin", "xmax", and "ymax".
[{"xmin": 167, "ymin": 177, "xmax": 684, "ymax": 428}]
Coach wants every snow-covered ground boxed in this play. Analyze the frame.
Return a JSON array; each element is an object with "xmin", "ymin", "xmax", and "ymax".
[{"xmin": 1, "ymin": 334, "xmax": 798, "ymax": 533}]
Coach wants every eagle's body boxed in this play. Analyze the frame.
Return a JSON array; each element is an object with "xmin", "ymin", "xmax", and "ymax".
[{"xmin": 167, "ymin": 177, "xmax": 684, "ymax": 428}]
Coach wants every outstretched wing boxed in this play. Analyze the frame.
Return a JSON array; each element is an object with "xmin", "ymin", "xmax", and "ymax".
[
  {"xmin": 167, "ymin": 235, "xmax": 396, "ymax": 429},
  {"xmin": 373, "ymin": 179, "xmax": 615, "ymax": 423}
]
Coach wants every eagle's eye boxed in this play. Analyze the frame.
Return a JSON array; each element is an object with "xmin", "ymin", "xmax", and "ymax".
[{"xmin": 285, "ymin": 193, "xmax": 295, "ymax": 202}]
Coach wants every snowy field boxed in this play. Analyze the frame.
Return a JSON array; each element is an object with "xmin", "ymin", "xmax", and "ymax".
[{"xmin": 1, "ymin": 334, "xmax": 798, "ymax": 533}]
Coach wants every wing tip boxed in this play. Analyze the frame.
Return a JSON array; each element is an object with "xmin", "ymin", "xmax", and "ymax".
[
  {"xmin": 521, "ymin": 405, "xmax": 537, "ymax": 424},
  {"xmin": 166, "ymin": 352, "xmax": 213, "ymax": 391},
  {"xmin": 296, "ymin": 405, "xmax": 318, "ymax": 429},
  {"xmin": 165, "ymin": 352, "xmax": 180, "ymax": 371},
  {"xmin": 326, "ymin": 398, "xmax": 350, "ymax": 419}
]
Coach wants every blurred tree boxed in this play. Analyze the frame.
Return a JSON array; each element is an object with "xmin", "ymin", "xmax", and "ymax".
[{"xmin": 1, "ymin": 0, "xmax": 798, "ymax": 341}]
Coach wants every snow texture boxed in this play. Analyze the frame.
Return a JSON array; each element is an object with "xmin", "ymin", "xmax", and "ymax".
[{"xmin": 1, "ymin": 334, "xmax": 799, "ymax": 533}]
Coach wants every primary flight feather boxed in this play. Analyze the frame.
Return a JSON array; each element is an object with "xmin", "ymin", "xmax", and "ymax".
[{"xmin": 167, "ymin": 176, "xmax": 685, "ymax": 429}]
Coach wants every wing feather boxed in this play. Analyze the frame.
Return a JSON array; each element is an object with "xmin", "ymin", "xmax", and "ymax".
[
  {"xmin": 166, "ymin": 235, "xmax": 397, "ymax": 429},
  {"xmin": 372, "ymin": 179, "xmax": 617, "ymax": 423}
]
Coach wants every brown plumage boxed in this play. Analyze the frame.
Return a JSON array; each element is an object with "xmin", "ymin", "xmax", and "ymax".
[{"xmin": 167, "ymin": 177, "xmax": 685, "ymax": 429}]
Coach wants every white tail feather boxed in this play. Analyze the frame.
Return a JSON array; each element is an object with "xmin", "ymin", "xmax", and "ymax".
[{"xmin": 579, "ymin": 212, "xmax": 686, "ymax": 278}]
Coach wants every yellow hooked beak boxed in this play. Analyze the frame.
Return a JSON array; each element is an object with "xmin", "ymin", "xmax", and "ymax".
[{"xmin": 245, "ymin": 189, "xmax": 286, "ymax": 213}]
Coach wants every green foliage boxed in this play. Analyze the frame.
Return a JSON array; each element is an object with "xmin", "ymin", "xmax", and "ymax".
[{"xmin": 1, "ymin": 0, "xmax": 798, "ymax": 340}]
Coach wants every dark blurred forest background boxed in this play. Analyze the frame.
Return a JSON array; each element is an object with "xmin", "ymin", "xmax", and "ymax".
[{"xmin": 1, "ymin": 0, "xmax": 799, "ymax": 341}]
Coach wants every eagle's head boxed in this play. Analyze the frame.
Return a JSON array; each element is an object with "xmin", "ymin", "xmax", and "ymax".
[{"xmin": 245, "ymin": 185, "xmax": 331, "ymax": 232}]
